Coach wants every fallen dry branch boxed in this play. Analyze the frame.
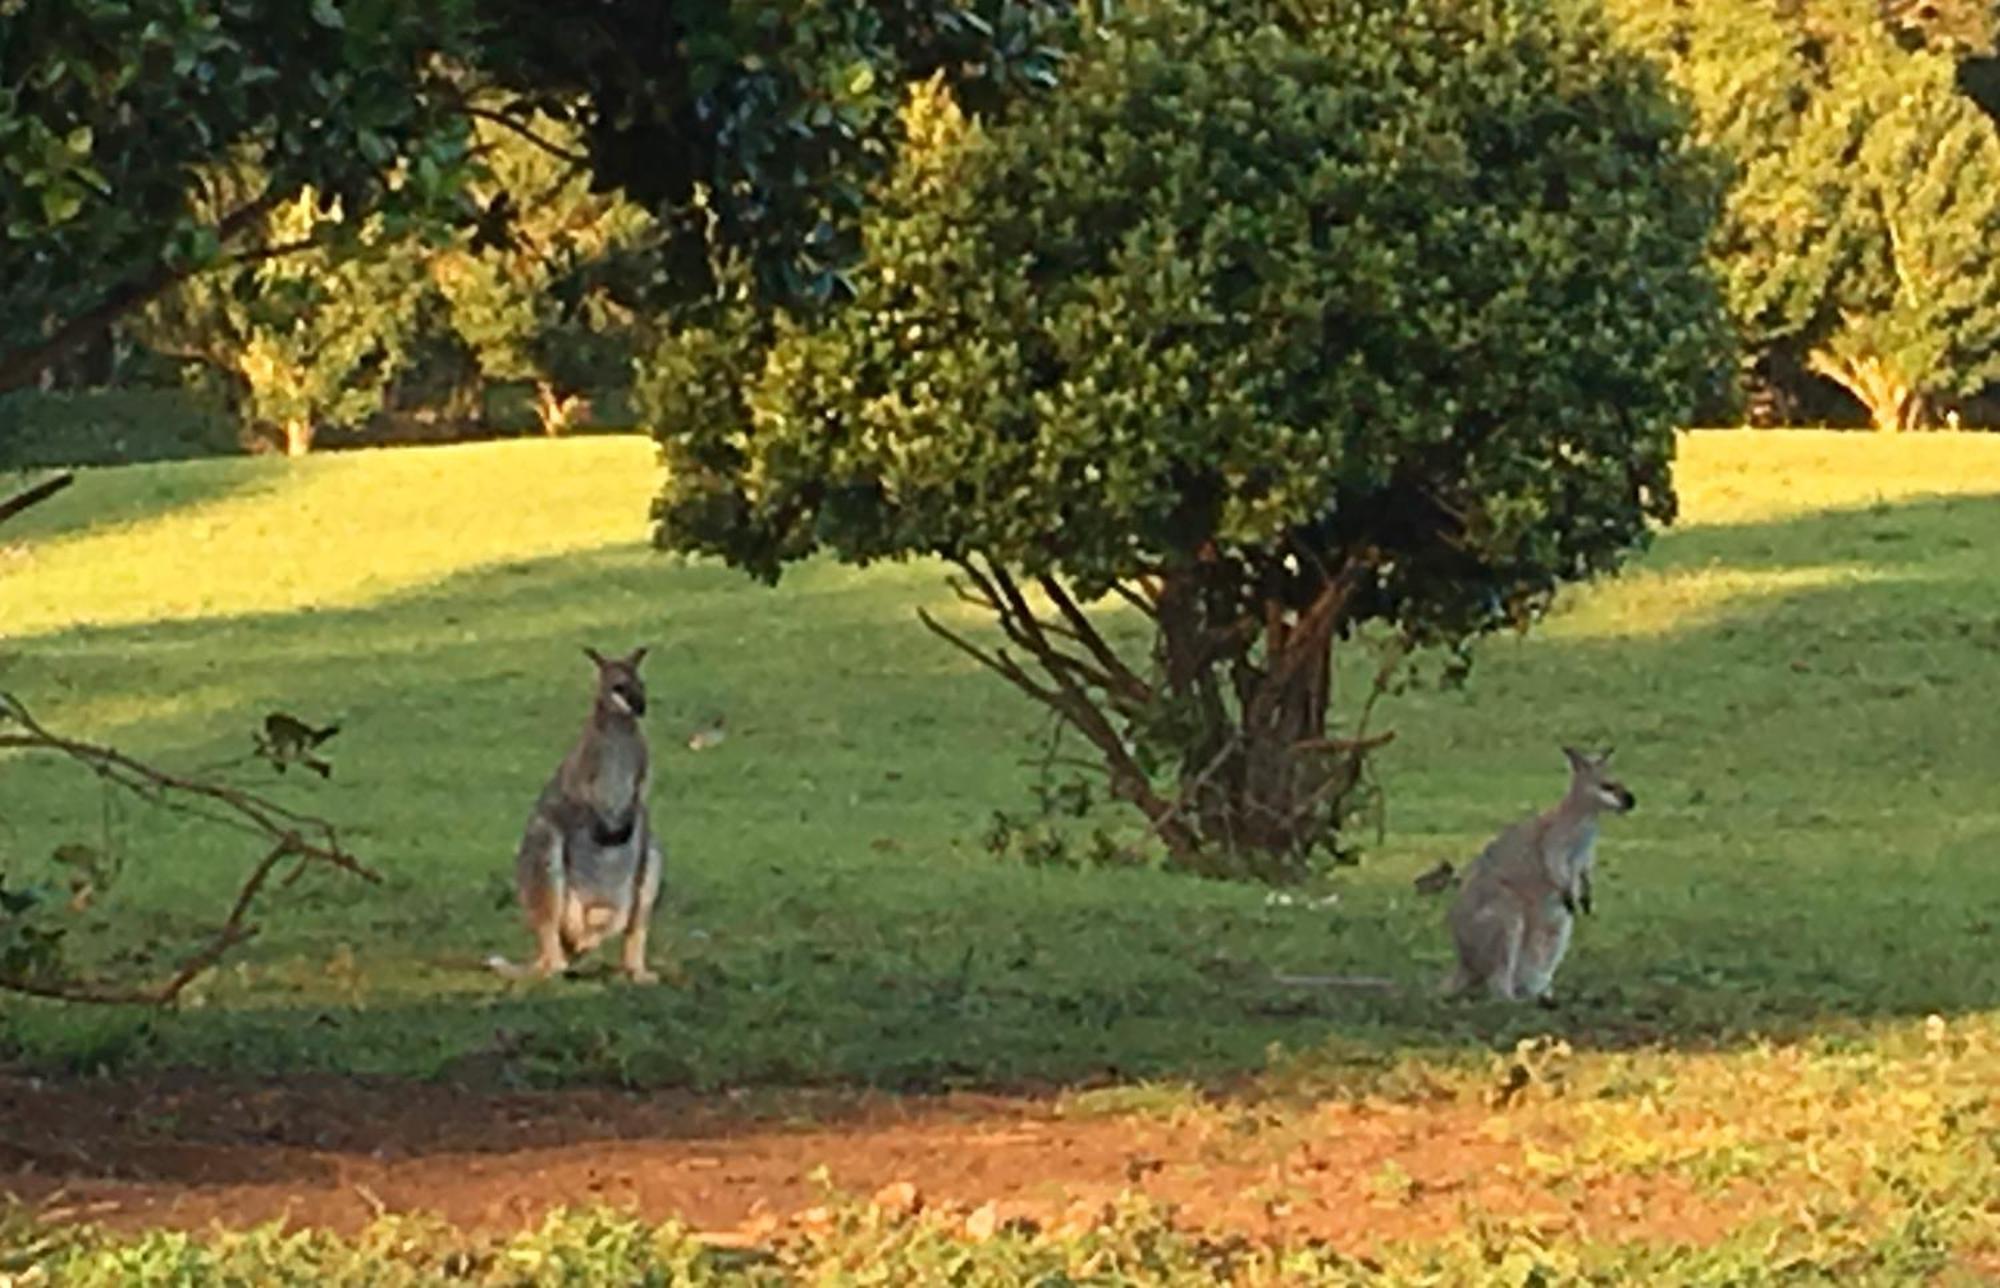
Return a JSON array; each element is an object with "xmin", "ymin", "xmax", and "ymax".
[{"xmin": 0, "ymin": 691, "xmax": 377, "ymax": 1005}]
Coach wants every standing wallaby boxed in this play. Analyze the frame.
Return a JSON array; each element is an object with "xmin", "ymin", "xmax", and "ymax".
[
  {"xmin": 489, "ymin": 646, "xmax": 664, "ymax": 983},
  {"xmin": 1443, "ymin": 746, "xmax": 1634, "ymax": 1004}
]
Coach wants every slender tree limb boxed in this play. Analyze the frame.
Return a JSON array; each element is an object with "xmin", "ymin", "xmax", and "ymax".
[
  {"xmin": 0, "ymin": 693, "xmax": 376, "ymax": 1005},
  {"xmin": 915, "ymin": 607, "xmax": 1062, "ymax": 705},
  {"xmin": 0, "ymin": 192, "xmax": 282, "ymax": 396},
  {"xmin": 1035, "ymin": 575, "xmax": 1151, "ymax": 707},
  {"xmin": 0, "ymin": 473, "xmax": 73, "ymax": 529},
  {"xmin": 1109, "ymin": 578, "xmax": 1159, "ymax": 620},
  {"xmin": 465, "ymin": 105, "xmax": 592, "ymax": 166}
]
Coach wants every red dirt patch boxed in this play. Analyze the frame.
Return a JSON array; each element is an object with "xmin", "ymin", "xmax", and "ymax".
[{"xmin": 0, "ymin": 1071, "xmax": 1738, "ymax": 1252}]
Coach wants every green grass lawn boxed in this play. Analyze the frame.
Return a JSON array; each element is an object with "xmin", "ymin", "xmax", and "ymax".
[
  {"xmin": 2, "ymin": 430, "xmax": 1999, "ymax": 1092},
  {"xmin": 5, "ymin": 429, "xmax": 2000, "ymax": 1280}
]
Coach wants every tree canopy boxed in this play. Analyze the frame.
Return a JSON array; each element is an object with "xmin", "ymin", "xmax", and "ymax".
[
  {"xmin": 644, "ymin": 0, "xmax": 1733, "ymax": 876},
  {"xmin": 1605, "ymin": 0, "xmax": 2000, "ymax": 430},
  {"xmin": 0, "ymin": 0, "xmax": 475, "ymax": 395},
  {"xmin": 0, "ymin": 0, "xmax": 1078, "ymax": 400}
]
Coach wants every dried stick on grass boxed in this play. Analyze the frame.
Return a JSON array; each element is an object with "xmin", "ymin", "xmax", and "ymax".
[{"xmin": 0, "ymin": 691, "xmax": 379, "ymax": 1005}]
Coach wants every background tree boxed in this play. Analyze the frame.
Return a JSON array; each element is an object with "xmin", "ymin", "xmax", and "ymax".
[
  {"xmin": 1606, "ymin": 0, "xmax": 2000, "ymax": 430},
  {"xmin": 0, "ymin": 0, "xmax": 475, "ymax": 398},
  {"xmin": 644, "ymin": 0, "xmax": 1733, "ymax": 881},
  {"xmin": 137, "ymin": 188, "xmax": 417, "ymax": 456},
  {"xmin": 429, "ymin": 106, "xmax": 657, "ymax": 436}
]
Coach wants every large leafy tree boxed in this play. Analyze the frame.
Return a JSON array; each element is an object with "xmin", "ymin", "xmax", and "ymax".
[
  {"xmin": 1606, "ymin": 0, "xmax": 2000, "ymax": 430},
  {"xmin": 137, "ymin": 187, "xmax": 418, "ymax": 456},
  {"xmin": 2, "ymin": 1, "xmax": 1075, "ymax": 409},
  {"xmin": 0, "ymin": 0, "xmax": 476, "ymax": 397},
  {"xmin": 644, "ymin": 0, "xmax": 1732, "ymax": 880},
  {"xmin": 471, "ymin": 0, "xmax": 1076, "ymax": 309},
  {"xmin": 428, "ymin": 105, "xmax": 657, "ymax": 434}
]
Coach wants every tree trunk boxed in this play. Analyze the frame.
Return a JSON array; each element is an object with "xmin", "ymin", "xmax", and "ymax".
[
  {"xmin": 282, "ymin": 418, "xmax": 314, "ymax": 457},
  {"xmin": 1152, "ymin": 564, "xmax": 1387, "ymax": 881},
  {"xmin": 1808, "ymin": 349, "xmax": 1928, "ymax": 431},
  {"xmin": 919, "ymin": 555, "xmax": 1393, "ymax": 883}
]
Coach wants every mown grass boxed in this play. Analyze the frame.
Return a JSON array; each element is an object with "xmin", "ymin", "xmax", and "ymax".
[
  {"xmin": 4, "ymin": 429, "xmax": 2000, "ymax": 1278},
  {"xmin": 2, "ymin": 431, "xmax": 1999, "ymax": 1087}
]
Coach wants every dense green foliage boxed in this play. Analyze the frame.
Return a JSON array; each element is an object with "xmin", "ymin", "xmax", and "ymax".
[
  {"xmin": 1605, "ymin": 0, "xmax": 2000, "ymax": 430},
  {"xmin": 472, "ymin": 0, "xmax": 1077, "ymax": 307},
  {"xmin": 0, "ymin": 0, "xmax": 476, "ymax": 395},
  {"xmin": 5, "ymin": 1177, "xmax": 1990, "ymax": 1286},
  {"xmin": 0, "ymin": 0, "xmax": 1078, "ymax": 405},
  {"xmin": 646, "ymin": 0, "xmax": 1732, "ymax": 874}
]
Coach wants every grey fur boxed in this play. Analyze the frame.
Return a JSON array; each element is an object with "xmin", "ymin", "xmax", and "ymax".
[
  {"xmin": 1442, "ymin": 746, "xmax": 1633, "ymax": 1003},
  {"xmin": 493, "ymin": 645, "xmax": 664, "ymax": 983}
]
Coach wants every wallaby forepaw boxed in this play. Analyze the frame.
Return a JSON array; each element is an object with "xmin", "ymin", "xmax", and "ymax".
[{"xmin": 622, "ymin": 964, "xmax": 659, "ymax": 985}]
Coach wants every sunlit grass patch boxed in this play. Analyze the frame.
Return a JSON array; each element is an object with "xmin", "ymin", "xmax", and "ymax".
[
  {"xmin": 0, "ymin": 437, "xmax": 658, "ymax": 639},
  {"xmin": 1, "ymin": 426, "xmax": 1997, "ymax": 1097}
]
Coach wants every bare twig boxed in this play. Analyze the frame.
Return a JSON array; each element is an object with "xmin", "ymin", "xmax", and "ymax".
[
  {"xmin": 1036, "ymin": 575, "xmax": 1151, "ymax": 707},
  {"xmin": 0, "ymin": 473, "xmax": 74, "ymax": 529},
  {"xmin": 915, "ymin": 607, "xmax": 1063, "ymax": 705},
  {"xmin": 1291, "ymin": 730, "xmax": 1398, "ymax": 757},
  {"xmin": 466, "ymin": 105, "xmax": 592, "ymax": 166},
  {"xmin": 0, "ymin": 692, "xmax": 376, "ymax": 1005}
]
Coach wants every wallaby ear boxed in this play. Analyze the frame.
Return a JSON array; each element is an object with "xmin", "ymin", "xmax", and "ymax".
[
  {"xmin": 582, "ymin": 645, "xmax": 607, "ymax": 668},
  {"xmin": 626, "ymin": 645, "xmax": 651, "ymax": 668},
  {"xmin": 1561, "ymin": 745, "xmax": 1590, "ymax": 772},
  {"xmin": 1598, "ymin": 745, "xmax": 1616, "ymax": 763}
]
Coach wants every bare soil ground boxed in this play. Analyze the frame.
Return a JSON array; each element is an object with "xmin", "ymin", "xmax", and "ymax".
[{"xmin": 0, "ymin": 1072, "xmax": 1738, "ymax": 1252}]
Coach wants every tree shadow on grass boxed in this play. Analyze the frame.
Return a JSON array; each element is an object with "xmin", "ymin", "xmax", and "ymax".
[{"xmin": 2, "ymin": 494, "xmax": 1999, "ymax": 1096}]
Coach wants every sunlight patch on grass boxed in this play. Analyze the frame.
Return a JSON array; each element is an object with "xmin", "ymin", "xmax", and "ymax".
[
  {"xmin": 0, "ymin": 436, "xmax": 659, "ymax": 639},
  {"xmin": 1545, "ymin": 563, "xmax": 1894, "ymax": 640},
  {"xmin": 1677, "ymin": 429, "xmax": 2000, "ymax": 527}
]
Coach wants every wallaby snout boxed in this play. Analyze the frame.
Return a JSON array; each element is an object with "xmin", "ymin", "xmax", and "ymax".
[{"xmin": 584, "ymin": 645, "xmax": 651, "ymax": 720}]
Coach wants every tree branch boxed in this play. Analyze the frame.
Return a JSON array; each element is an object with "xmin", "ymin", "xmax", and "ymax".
[
  {"xmin": 958, "ymin": 558, "xmax": 1201, "ymax": 857},
  {"xmin": 0, "ymin": 473, "xmax": 73, "ymax": 529},
  {"xmin": 0, "ymin": 192, "xmax": 283, "ymax": 396},
  {"xmin": 915, "ymin": 606, "xmax": 1062, "ymax": 705},
  {"xmin": 467, "ymin": 105, "xmax": 592, "ymax": 166},
  {"xmin": 0, "ymin": 692, "xmax": 377, "ymax": 1005},
  {"xmin": 1035, "ymin": 575, "xmax": 1152, "ymax": 708}
]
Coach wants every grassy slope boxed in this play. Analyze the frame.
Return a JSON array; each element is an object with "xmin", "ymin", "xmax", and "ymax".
[{"xmin": 1, "ymin": 431, "xmax": 1998, "ymax": 1091}]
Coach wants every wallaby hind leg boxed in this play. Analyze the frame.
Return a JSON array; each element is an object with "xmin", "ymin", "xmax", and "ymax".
[
  {"xmin": 1516, "ymin": 907, "xmax": 1574, "ymax": 1001},
  {"xmin": 514, "ymin": 814, "xmax": 570, "ymax": 977},
  {"xmin": 1452, "ymin": 899, "xmax": 1526, "ymax": 1002},
  {"xmin": 618, "ymin": 831, "xmax": 665, "ymax": 984}
]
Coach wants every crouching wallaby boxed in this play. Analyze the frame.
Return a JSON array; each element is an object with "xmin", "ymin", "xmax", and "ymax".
[
  {"xmin": 489, "ymin": 646, "xmax": 664, "ymax": 983},
  {"xmin": 1443, "ymin": 746, "xmax": 1634, "ymax": 1004}
]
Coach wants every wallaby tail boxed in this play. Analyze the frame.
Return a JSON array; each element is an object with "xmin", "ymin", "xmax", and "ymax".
[
  {"xmin": 1272, "ymin": 971, "xmax": 1400, "ymax": 995},
  {"xmin": 485, "ymin": 954, "xmax": 533, "ymax": 979}
]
